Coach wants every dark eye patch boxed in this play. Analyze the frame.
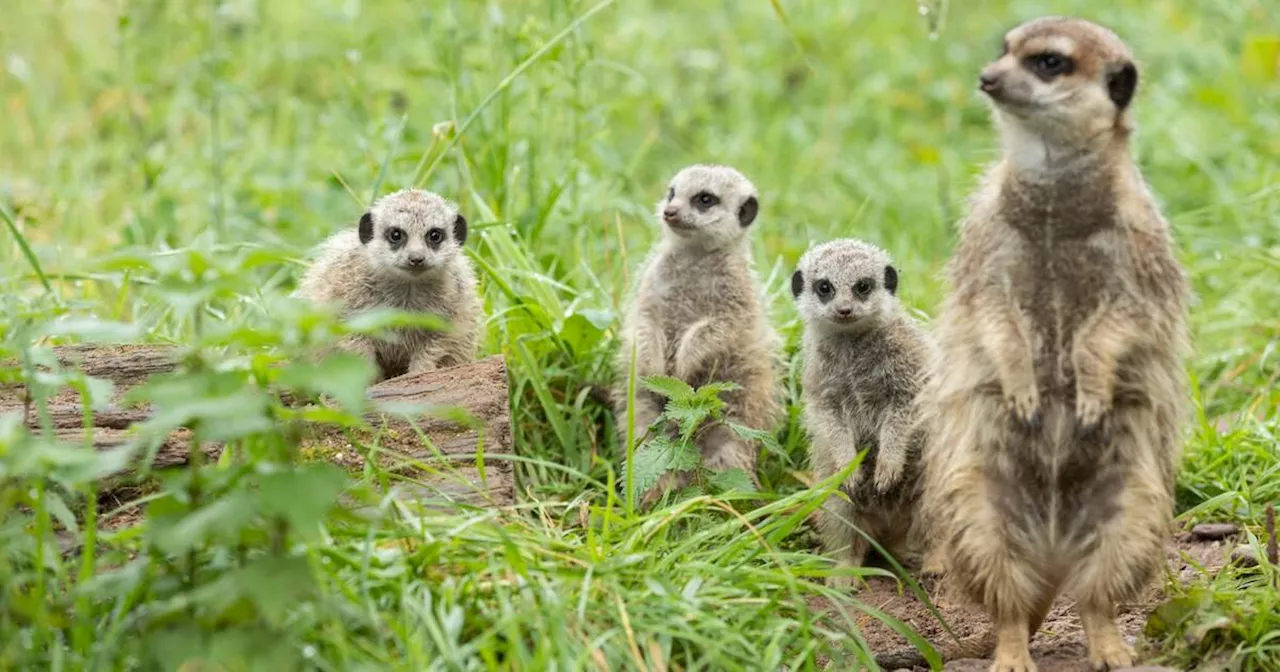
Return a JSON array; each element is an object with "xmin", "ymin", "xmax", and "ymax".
[
  {"xmin": 814, "ymin": 279, "xmax": 835, "ymax": 303},
  {"xmin": 427, "ymin": 228, "xmax": 445, "ymax": 248},
  {"xmin": 1024, "ymin": 51, "xmax": 1074, "ymax": 81},
  {"xmin": 667, "ymin": 187, "xmax": 675, "ymax": 201},
  {"xmin": 691, "ymin": 191, "xmax": 720, "ymax": 211},
  {"xmin": 385, "ymin": 226, "xmax": 407, "ymax": 249},
  {"xmin": 854, "ymin": 277, "xmax": 876, "ymax": 299}
]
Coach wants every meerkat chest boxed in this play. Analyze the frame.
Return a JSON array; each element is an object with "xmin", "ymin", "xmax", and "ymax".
[
  {"xmin": 807, "ymin": 340, "xmax": 893, "ymax": 442},
  {"xmin": 644, "ymin": 255, "xmax": 753, "ymax": 344},
  {"xmin": 1000, "ymin": 183, "xmax": 1124, "ymax": 349}
]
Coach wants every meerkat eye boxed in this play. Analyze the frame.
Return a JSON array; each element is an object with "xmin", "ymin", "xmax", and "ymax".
[
  {"xmin": 815, "ymin": 279, "xmax": 834, "ymax": 297},
  {"xmin": 667, "ymin": 187, "xmax": 674, "ymax": 201},
  {"xmin": 427, "ymin": 228, "xmax": 445, "ymax": 245},
  {"xmin": 1027, "ymin": 51, "xmax": 1073, "ymax": 77},
  {"xmin": 385, "ymin": 227, "xmax": 406, "ymax": 244},
  {"xmin": 692, "ymin": 191, "xmax": 720, "ymax": 209},
  {"xmin": 855, "ymin": 279, "xmax": 874, "ymax": 296}
]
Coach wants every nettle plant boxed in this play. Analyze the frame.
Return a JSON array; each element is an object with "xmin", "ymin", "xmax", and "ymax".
[
  {"xmin": 0, "ymin": 242, "xmax": 446, "ymax": 668},
  {"xmin": 624, "ymin": 375, "xmax": 782, "ymax": 505}
]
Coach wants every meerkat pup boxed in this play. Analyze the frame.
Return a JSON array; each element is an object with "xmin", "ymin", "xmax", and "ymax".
[
  {"xmin": 296, "ymin": 188, "xmax": 483, "ymax": 383},
  {"xmin": 920, "ymin": 17, "xmax": 1191, "ymax": 672},
  {"xmin": 791, "ymin": 239, "xmax": 934, "ymax": 588},
  {"xmin": 614, "ymin": 164, "xmax": 783, "ymax": 506}
]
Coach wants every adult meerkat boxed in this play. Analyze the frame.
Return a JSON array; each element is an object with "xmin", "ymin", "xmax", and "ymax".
[
  {"xmin": 920, "ymin": 16, "xmax": 1190, "ymax": 672},
  {"xmin": 615, "ymin": 164, "xmax": 782, "ymax": 506},
  {"xmin": 791, "ymin": 239, "xmax": 935, "ymax": 587},
  {"xmin": 296, "ymin": 188, "xmax": 482, "ymax": 383}
]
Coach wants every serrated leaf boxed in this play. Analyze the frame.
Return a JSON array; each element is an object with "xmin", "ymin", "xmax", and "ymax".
[
  {"xmin": 237, "ymin": 556, "xmax": 316, "ymax": 626},
  {"xmin": 345, "ymin": 306, "xmax": 450, "ymax": 334},
  {"xmin": 256, "ymin": 463, "xmax": 346, "ymax": 537},
  {"xmin": 149, "ymin": 491, "xmax": 257, "ymax": 555},
  {"xmin": 640, "ymin": 375, "xmax": 695, "ymax": 402},
  {"xmin": 45, "ymin": 489, "xmax": 79, "ymax": 537},
  {"xmin": 708, "ymin": 468, "xmax": 756, "ymax": 494},
  {"xmin": 41, "ymin": 316, "xmax": 143, "ymax": 343},
  {"xmin": 628, "ymin": 435, "xmax": 700, "ymax": 497},
  {"xmin": 277, "ymin": 351, "xmax": 375, "ymax": 415}
]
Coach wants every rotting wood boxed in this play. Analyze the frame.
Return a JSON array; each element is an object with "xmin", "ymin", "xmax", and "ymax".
[{"xmin": 0, "ymin": 345, "xmax": 515, "ymax": 508}]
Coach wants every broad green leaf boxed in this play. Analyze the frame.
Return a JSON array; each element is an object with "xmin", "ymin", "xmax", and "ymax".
[
  {"xmin": 256, "ymin": 463, "xmax": 347, "ymax": 536},
  {"xmin": 708, "ymin": 468, "xmax": 757, "ymax": 495},
  {"xmin": 41, "ymin": 316, "xmax": 143, "ymax": 342},
  {"xmin": 277, "ymin": 351, "xmax": 376, "ymax": 414},
  {"xmin": 640, "ymin": 375, "xmax": 695, "ymax": 402}
]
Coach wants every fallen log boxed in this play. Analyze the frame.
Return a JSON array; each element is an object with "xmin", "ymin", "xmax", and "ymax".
[{"xmin": 0, "ymin": 344, "xmax": 515, "ymax": 507}]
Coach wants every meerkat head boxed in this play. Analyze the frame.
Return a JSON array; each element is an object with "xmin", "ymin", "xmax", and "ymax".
[
  {"xmin": 978, "ymin": 17, "xmax": 1139, "ymax": 158},
  {"xmin": 357, "ymin": 188, "xmax": 467, "ymax": 280},
  {"xmin": 791, "ymin": 239, "xmax": 900, "ymax": 334},
  {"xmin": 656, "ymin": 164, "xmax": 759, "ymax": 249}
]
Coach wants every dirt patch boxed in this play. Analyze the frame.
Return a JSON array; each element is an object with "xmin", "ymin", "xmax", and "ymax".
[{"xmin": 825, "ymin": 535, "xmax": 1228, "ymax": 670}]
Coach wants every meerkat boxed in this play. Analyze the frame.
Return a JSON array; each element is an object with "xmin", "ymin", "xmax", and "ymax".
[
  {"xmin": 791, "ymin": 239, "xmax": 935, "ymax": 588},
  {"xmin": 917, "ymin": 17, "xmax": 1191, "ymax": 672},
  {"xmin": 614, "ymin": 164, "xmax": 783, "ymax": 507},
  {"xmin": 295, "ymin": 188, "xmax": 483, "ymax": 383}
]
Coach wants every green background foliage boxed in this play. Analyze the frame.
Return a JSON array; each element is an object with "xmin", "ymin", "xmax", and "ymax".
[{"xmin": 1, "ymin": 0, "xmax": 1277, "ymax": 669}]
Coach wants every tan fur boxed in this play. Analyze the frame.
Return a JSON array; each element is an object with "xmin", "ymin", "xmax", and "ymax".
[
  {"xmin": 919, "ymin": 17, "xmax": 1191, "ymax": 672},
  {"xmin": 614, "ymin": 164, "xmax": 783, "ymax": 507},
  {"xmin": 295, "ymin": 189, "xmax": 482, "ymax": 383},
  {"xmin": 791, "ymin": 239, "xmax": 936, "ymax": 588}
]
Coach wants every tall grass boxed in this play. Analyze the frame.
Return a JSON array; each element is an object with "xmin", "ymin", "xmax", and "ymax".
[{"xmin": 1, "ymin": 0, "xmax": 1277, "ymax": 669}]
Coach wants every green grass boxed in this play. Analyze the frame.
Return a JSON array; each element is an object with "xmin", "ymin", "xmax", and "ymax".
[{"xmin": 1, "ymin": 0, "xmax": 1278, "ymax": 669}]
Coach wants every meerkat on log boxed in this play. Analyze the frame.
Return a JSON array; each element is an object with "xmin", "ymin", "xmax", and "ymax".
[
  {"xmin": 296, "ymin": 188, "xmax": 483, "ymax": 383},
  {"xmin": 791, "ymin": 239, "xmax": 935, "ymax": 588},
  {"xmin": 614, "ymin": 164, "xmax": 783, "ymax": 508},
  {"xmin": 919, "ymin": 17, "xmax": 1191, "ymax": 672}
]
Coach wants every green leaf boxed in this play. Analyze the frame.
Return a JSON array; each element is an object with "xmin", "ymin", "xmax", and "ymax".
[
  {"xmin": 148, "ymin": 491, "xmax": 258, "ymax": 555},
  {"xmin": 277, "ymin": 351, "xmax": 376, "ymax": 414},
  {"xmin": 238, "ymin": 556, "xmax": 317, "ymax": 626},
  {"xmin": 256, "ymin": 463, "xmax": 346, "ymax": 537},
  {"xmin": 708, "ymin": 468, "xmax": 757, "ymax": 495},
  {"xmin": 640, "ymin": 375, "xmax": 695, "ymax": 402},
  {"xmin": 628, "ymin": 435, "xmax": 700, "ymax": 497},
  {"xmin": 345, "ymin": 306, "xmax": 450, "ymax": 334},
  {"xmin": 41, "ymin": 316, "xmax": 143, "ymax": 343}
]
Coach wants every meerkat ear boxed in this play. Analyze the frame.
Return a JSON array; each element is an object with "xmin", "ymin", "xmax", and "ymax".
[
  {"xmin": 884, "ymin": 265, "xmax": 899, "ymax": 295},
  {"xmin": 453, "ymin": 214, "xmax": 468, "ymax": 246},
  {"xmin": 358, "ymin": 212, "xmax": 374, "ymax": 244},
  {"xmin": 1107, "ymin": 61, "xmax": 1138, "ymax": 110},
  {"xmin": 738, "ymin": 196, "xmax": 759, "ymax": 228},
  {"xmin": 790, "ymin": 269, "xmax": 804, "ymax": 299}
]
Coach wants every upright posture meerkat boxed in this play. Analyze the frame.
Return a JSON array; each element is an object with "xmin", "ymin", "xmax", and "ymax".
[
  {"xmin": 296, "ymin": 188, "xmax": 483, "ymax": 382},
  {"xmin": 615, "ymin": 164, "xmax": 782, "ymax": 505},
  {"xmin": 920, "ymin": 17, "xmax": 1190, "ymax": 672},
  {"xmin": 791, "ymin": 239, "xmax": 934, "ymax": 587}
]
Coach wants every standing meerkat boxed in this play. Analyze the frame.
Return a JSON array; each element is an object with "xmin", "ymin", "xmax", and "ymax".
[
  {"xmin": 919, "ymin": 16, "xmax": 1190, "ymax": 672},
  {"xmin": 615, "ymin": 164, "xmax": 782, "ymax": 506},
  {"xmin": 296, "ymin": 188, "xmax": 483, "ymax": 382},
  {"xmin": 791, "ymin": 239, "xmax": 935, "ymax": 588}
]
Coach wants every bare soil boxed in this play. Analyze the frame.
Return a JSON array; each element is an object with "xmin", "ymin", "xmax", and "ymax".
[{"xmin": 824, "ymin": 534, "xmax": 1228, "ymax": 671}]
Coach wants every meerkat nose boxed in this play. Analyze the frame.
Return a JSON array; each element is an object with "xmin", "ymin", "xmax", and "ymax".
[
  {"xmin": 407, "ymin": 254, "xmax": 426, "ymax": 266},
  {"xmin": 836, "ymin": 307, "xmax": 853, "ymax": 317},
  {"xmin": 662, "ymin": 206, "xmax": 679, "ymax": 221},
  {"xmin": 979, "ymin": 70, "xmax": 1003, "ymax": 93}
]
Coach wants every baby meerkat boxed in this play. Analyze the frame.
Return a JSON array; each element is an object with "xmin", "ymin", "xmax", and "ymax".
[
  {"xmin": 615, "ymin": 164, "xmax": 783, "ymax": 506},
  {"xmin": 791, "ymin": 239, "xmax": 934, "ymax": 588},
  {"xmin": 296, "ymin": 188, "xmax": 483, "ymax": 383},
  {"xmin": 920, "ymin": 17, "xmax": 1191, "ymax": 672}
]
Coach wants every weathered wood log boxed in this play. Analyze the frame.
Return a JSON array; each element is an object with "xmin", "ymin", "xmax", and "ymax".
[{"xmin": 0, "ymin": 345, "xmax": 515, "ymax": 507}]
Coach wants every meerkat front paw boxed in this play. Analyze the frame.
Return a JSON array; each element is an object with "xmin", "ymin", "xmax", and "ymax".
[
  {"xmin": 1074, "ymin": 388, "xmax": 1112, "ymax": 436},
  {"xmin": 1005, "ymin": 385, "xmax": 1042, "ymax": 429},
  {"xmin": 872, "ymin": 455, "xmax": 904, "ymax": 493}
]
